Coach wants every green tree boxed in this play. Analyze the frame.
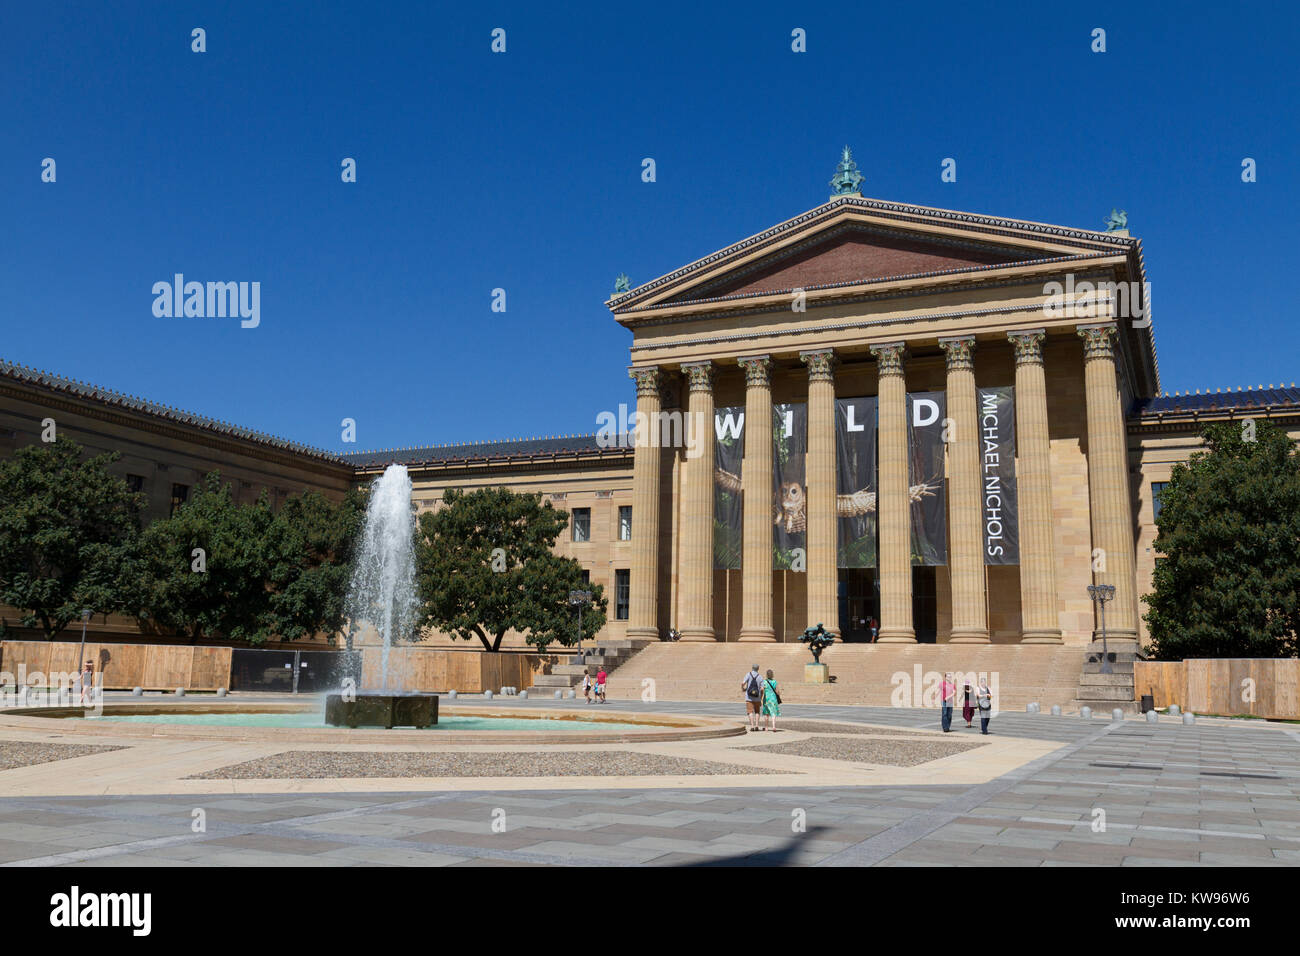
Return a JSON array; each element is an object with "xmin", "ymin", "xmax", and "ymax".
[
  {"xmin": 1144, "ymin": 420, "xmax": 1300, "ymax": 660},
  {"xmin": 264, "ymin": 487, "xmax": 364, "ymax": 643},
  {"xmin": 415, "ymin": 487, "xmax": 606, "ymax": 652},
  {"xmin": 132, "ymin": 474, "xmax": 275, "ymax": 642},
  {"xmin": 0, "ymin": 437, "xmax": 141, "ymax": 638}
]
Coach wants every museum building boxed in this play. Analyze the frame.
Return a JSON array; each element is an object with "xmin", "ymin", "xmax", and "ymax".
[{"xmin": 3, "ymin": 152, "xmax": 1298, "ymax": 650}]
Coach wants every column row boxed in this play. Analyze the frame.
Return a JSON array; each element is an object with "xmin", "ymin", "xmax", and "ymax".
[{"xmin": 624, "ymin": 328, "xmax": 1134, "ymax": 644}]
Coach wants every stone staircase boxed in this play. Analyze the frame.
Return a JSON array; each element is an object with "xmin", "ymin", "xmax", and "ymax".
[
  {"xmin": 529, "ymin": 638, "xmax": 656, "ymax": 693},
  {"xmin": 1073, "ymin": 641, "xmax": 1142, "ymax": 714},
  {"xmin": 601, "ymin": 642, "xmax": 1088, "ymax": 712}
]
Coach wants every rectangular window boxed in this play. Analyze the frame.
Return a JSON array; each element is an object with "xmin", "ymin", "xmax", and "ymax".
[
  {"xmin": 618, "ymin": 505, "xmax": 632, "ymax": 541},
  {"xmin": 580, "ymin": 569, "xmax": 590, "ymax": 585},
  {"xmin": 126, "ymin": 474, "xmax": 145, "ymax": 493},
  {"xmin": 572, "ymin": 508, "xmax": 591, "ymax": 542},
  {"xmin": 615, "ymin": 569, "xmax": 630, "ymax": 621},
  {"xmin": 1151, "ymin": 482, "xmax": 1169, "ymax": 521},
  {"xmin": 169, "ymin": 483, "xmax": 189, "ymax": 517}
]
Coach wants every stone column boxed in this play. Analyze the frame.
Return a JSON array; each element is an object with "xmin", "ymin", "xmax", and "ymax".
[
  {"xmin": 1078, "ymin": 324, "xmax": 1139, "ymax": 644},
  {"xmin": 678, "ymin": 361, "xmax": 717, "ymax": 642},
  {"xmin": 738, "ymin": 356, "xmax": 776, "ymax": 642},
  {"xmin": 870, "ymin": 342, "xmax": 915, "ymax": 643},
  {"xmin": 938, "ymin": 336, "xmax": 989, "ymax": 643},
  {"xmin": 1008, "ymin": 330, "xmax": 1062, "ymax": 643},
  {"xmin": 627, "ymin": 367, "xmax": 665, "ymax": 640},
  {"xmin": 801, "ymin": 349, "xmax": 839, "ymax": 637}
]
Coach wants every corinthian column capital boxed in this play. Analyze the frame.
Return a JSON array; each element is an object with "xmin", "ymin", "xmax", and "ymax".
[
  {"xmin": 869, "ymin": 341, "xmax": 907, "ymax": 377},
  {"xmin": 799, "ymin": 348, "xmax": 838, "ymax": 382},
  {"xmin": 629, "ymin": 366, "xmax": 665, "ymax": 399},
  {"xmin": 937, "ymin": 336, "xmax": 976, "ymax": 372},
  {"xmin": 1008, "ymin": 329, "xmax": 1046, "ymax": 366},
  {"xmin": 681, "ymin": 361, "xmax": 715, "ymax": 392},
  {"xmin": 737, "ymin": 355, "xmax": 773, "ymax": 388},
  {"xmin": 1077, "ymin": 323, "xmax": 1118, "ymax": 360}
]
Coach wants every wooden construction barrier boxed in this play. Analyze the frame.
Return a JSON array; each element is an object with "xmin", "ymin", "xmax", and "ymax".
[{"xmin": 1134, "ymin": 658, "xmax": 1300, "ymax": 719}]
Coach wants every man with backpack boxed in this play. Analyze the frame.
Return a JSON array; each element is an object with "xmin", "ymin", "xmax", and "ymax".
[{"xmin": 742, "ymin": 664, "xmax": 764, "ymax": 731}]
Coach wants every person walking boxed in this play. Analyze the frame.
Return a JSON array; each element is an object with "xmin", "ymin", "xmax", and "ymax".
[
  {"xmin": 596, "ymin": 668, "xmax": 607, "ymax": 703},
  {"xmin": 869, "ymin": 617, "xmax": 879, "ymax": 642},
  {"xmin": 78, "ymin": 660, "xmax": 95, "ymax": 705},
  {"xmin": 761, "ymin": 668, "xmax": 781, "ymax": 732},
  {"xmin": 582, "ymin": 671, "xmax": 593, "ymax": 705},
  {"xmin": 940, "ymin": 673, "xmax": 955, "ymax": 732},
  {"xmin": 741, "ymin": 664, "xmax": 763, "ymax": 731},
  {"xmin": 977, "ymin": 678, "xmax": 993, "ymax": 735},
  {"xmin": 962, "ymin": 683, "xmax": 974, "ymax": 728}
]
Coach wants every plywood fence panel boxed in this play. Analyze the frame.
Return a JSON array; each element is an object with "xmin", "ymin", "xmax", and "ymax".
[
  {"xmin": 189, "ymin": 647, "xmax": 232, "ymax": 690},
  {"xmin": 142, "ymin": 645, "xmax": 193, "ymax": 689},
  {"xmin": 1, "ymin": 641, "xmax": 52, "ymax": 683},
  {"xmin": 1133, "ymin": 661, "xmax": 1183, "ymax": 708}
]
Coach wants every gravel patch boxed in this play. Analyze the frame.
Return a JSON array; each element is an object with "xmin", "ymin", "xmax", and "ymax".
[
  {"xmin": 747, "ymin": 735, "xmax": 986, "ymax": 767},
  {"xmin": 189, "ymin": 750, "xmax": 796, "ymax": 779},
  {"xmin": 0, "ymin": 741, "xmax": 126, "ymax": 771},
  {"xmin": 776, "ymin": 720, "xmax": 935, "ymax": 737}
]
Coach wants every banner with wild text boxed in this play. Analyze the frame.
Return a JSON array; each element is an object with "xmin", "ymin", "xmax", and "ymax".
[
  {"xmin": 836, "ymin": 396, "xmax": 878, "ymax": 568},
  {"xmin": 772, "ymin": 402, "xmax": 807, "ymax": 569},
  {"xmin": 907, "ymin": 391, "xmax": 948, "ymax": 566},
  {"xmin": 977, "ymin": 386, "xmax": 1019, "ymax": 564},
  {"xmin": 713, "ymin": 406, "xmax": 745, "ymax": 569}
]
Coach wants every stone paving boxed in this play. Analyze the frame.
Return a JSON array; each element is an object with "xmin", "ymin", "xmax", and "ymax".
[{"xmin": 0, "ymin": 698, "xmax": 1295, "ymax": 866}]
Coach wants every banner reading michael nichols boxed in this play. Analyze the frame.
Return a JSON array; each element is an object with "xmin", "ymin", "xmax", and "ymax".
[{"xmin": 977, "ymin": 386, "xmax": 1019, "ymax": 564}]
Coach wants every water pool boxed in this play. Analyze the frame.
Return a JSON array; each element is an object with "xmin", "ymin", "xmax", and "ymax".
[{"xmin": 89, "ymin": 712, "xmax": 650, "ymax": 732}]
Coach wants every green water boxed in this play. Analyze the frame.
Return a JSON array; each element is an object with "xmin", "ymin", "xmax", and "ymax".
[{"xmin": 91, "ymin": 712, "xmax": 647, "ymax": 731}]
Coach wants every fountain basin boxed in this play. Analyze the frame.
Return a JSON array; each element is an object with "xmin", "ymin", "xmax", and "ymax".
[{"xmin": 324, "ymin": 692, "xmax": 437, "ymax": 729}]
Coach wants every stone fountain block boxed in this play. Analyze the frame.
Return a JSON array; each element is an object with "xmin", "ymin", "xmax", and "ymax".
[{"xmin": 325, "ymin": 693, "xmax": 438, "ymax": 729}]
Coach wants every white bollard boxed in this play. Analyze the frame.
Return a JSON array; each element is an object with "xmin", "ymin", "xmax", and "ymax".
[
  {"xmin": 175, "ymin": 688, "xmax": 186, "ymax": 698},
  {"xmin": 132, "ymin": 687, "xmax": 143, "ymax": 697},
  {"xmin": 1050, "ymin": 705, "xmax": 1061, "ymax": 716},
  {"xmin": 1080, "ymin": 706, "xmax": 1092, "ymax": 719},
  {"xmin": 1182, "ymin": 712, "xmax": 1196, "ymax": 725},
  {"xmin": 1145, "ymin": 710, "xmax": 1159, "ymax": 723},
  {"xmin": 554, "ymin": 690, "xmax": 562, "ymax": 699},
  {"xmin": 1168, "ymin": 704, "xmax": 1181, "ymax": 716},
  {"xmin": 447, "ymin": 689, "xmax": 457, "ymax": 700},
  {"xmin": 519, "ymin": 691, "xmax": 528, "ymax": 700},
  {"xmin": 1111, "ymin": 708, "xmax": 1124, "ymax": 721},
  {"xmin": 565, "ymin": 689, "xmax": 576, "ymax": 699},
  {"xmin": 216, "ymin": 688, "xmax": 227, "ymax": 698},
  {"xmin": 484, "ymin": 690, "xmax": 494, "ymax": 700}
]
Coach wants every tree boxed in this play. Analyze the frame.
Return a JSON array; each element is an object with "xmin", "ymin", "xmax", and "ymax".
[
  {"xmin": 415, "ymin": 487, "xmax": 607, "ymax": 652},
  {"xmin": 1144, "ymin": 420, "xmax": 1300, "ymax": 660},
  {"xmin": 264, "ymin": 487, "xmax": 364, "ymax": 643},
  {"xmin": 132, "ymin": 474, "xmax": 275, "ymax": 642},
  {"xmin": 0, "ymin": 437, "xmax": 141, "ymax": 638}
]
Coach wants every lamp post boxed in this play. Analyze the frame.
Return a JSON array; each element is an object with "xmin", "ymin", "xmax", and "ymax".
[
  {"xmin": 1087, "ymin": 584, "xmax": 1116, "ymax": 674},
  {"xmin": 568, "ymin": 590, "xmax": 592, "ymax": 654},
  {"xmin": 76, "ymin": 608, "xmax": 92, "ymax": 702}
]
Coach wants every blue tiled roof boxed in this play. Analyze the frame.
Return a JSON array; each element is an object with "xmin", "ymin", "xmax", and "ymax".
[{"xmin": 1135, "ymin": 386, "xmax": 1300, "ymax": 416}]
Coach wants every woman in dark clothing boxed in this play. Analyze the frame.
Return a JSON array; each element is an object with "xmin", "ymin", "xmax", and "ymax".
[{"xmin": 962, "ymin": 684, "xmax": 974, "ymax": 727}]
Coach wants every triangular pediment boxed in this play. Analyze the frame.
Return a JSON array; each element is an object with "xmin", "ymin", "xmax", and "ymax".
[
  {"xmin": 609, "ymin": 195, "xmax": 1138, "ymax": 321},
  {"xmin": 665, "ymin": 222, "xmax": 1040, "ymax": 302}
]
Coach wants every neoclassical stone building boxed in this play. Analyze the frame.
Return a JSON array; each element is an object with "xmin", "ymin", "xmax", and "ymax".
[
  {"xmin": 3, "ymin": 153, "xmax": 1298, "ymax": 650},
  {"xmin": 609, "ymin": 155, "xmax": 1298, "ymax": 650}
]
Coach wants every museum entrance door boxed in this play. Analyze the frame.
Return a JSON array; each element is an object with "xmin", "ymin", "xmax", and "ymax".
[{"xmin": 837, "ymin": 568, "xmax": 878, "ymax": 642}]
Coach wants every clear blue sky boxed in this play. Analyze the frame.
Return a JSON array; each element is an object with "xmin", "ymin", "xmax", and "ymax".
[{"xmin": 3, "ymin": 1, "xmax": 1297, "ymax": 454}]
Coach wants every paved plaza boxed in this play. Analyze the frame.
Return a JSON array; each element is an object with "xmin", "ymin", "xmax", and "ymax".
[{"xmin": 0, "ymin": 698, "xmax": 1296, "ymax": 866}]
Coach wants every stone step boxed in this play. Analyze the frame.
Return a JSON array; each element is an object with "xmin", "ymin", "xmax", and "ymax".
[
  {"xmin": 1078, "ymin": 673, "xmax": 1136, "ymax": 687},
  {"xmin": 1073, "ymin": 698, "xmax": 1141, "ymax": 715},
  {"xmin": 1082, "ymin": 660, "xmax": 1135, "ymax": 674},
  {"xmin": 1075, "ymin": 685, "xmax": 1136, "ymax": 701}
]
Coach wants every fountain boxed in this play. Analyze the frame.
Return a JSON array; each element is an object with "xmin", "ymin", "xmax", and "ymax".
[{"xmin": 328, "ymin": 464, "xmax": 435, "ymax": 727}]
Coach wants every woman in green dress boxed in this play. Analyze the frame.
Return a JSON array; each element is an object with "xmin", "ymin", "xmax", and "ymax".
[{"xmin": 761, "ymin": 668, "xmax": 781, "ymax": 731}]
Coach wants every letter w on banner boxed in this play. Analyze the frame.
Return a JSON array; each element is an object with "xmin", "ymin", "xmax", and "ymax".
[
  {"xmin": 907, "ymin": 392, "xmax": 947, "ymax": 565},
  {"xmin": 713, "ymin": 407, "xmax": 745, "ymax": 569},
  {"xmin": 978, "ymin": 387, "xmax": 1019, "ymax": 564}
]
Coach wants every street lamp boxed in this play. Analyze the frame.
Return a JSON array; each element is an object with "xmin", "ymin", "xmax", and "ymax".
[
  {"xmin": 568, "ymin": 590, "xmax": 593, "ymax": 653},
  {"xmin": 1087, "ymin": 584, "xmax": 1116, "ymax": 674},
  {"xmin": 76, "ymin": 608, "xmax": 92, "ymax": 702}
]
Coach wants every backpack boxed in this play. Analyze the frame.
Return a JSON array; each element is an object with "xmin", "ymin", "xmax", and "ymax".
[{"xmin": 745, "ymin": 672, "xmax": 762, "ymax": 700}]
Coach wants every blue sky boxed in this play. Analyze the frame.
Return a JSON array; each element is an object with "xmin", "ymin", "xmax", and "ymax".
[{"xmin": 3, "ymin": 1, "xmax": 1297, "ymax": 454}]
